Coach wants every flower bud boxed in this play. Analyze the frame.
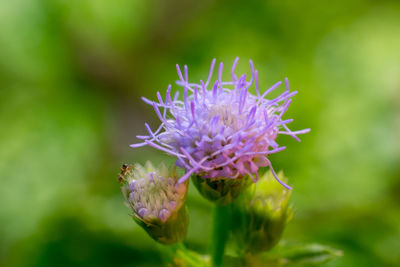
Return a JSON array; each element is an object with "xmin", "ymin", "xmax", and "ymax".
[
  {"xmin": 120, "ymin": 162, "xmax": 189, "ymax": 244},
  {"xmin": 231, "ymin": 170, "xmax": 293, "ymax": 253},
  {"xmin": 191, "ymin": 175, "xmax": 251, "ymax": 205}
]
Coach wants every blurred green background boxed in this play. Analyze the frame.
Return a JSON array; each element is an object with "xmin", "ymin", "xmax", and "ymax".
[{"xmin": 0, "ymin": 0, "xmax": 399, "ymax": 266}]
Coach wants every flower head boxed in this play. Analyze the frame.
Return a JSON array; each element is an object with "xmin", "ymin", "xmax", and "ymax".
[
  {"xmin": 121, "ymin": 162, "xmax": 189, "ymax": 244},
  {"xmin": 131, "ymin": 58, "xmax": 309, "ymax": 189}
]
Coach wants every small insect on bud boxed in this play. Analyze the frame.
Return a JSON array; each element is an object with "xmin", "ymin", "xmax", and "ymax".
[
  {"xmin": 230, "ymin": 170, "xmax": 293, "ymax": 254},
  {"xmin": 118, "ymin": 164, "xmax": 131, "ymax": 183},
  {"xmin": 120, "ymin": 162, "xmax": 189, "ymax": 245}
]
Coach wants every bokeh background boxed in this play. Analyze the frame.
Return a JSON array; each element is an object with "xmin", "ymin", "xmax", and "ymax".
[{"xmin": 1, "ymin": 0, "xmax": 399, "ymax": 266}]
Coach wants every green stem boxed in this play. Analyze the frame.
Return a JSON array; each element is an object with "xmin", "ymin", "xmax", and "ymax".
[
  {"xmin": 165, "ymin": 243, "xmax": 208, "ymax": 267},
  {"xmin": 211, "ymin": 204, "xmax": 231, "ymax": 267},
  {"xmin": 175, "ymin": 243, "xmax": 204, "ymax": 267}
]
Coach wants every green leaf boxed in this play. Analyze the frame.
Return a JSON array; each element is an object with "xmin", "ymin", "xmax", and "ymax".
[{"xmin": 280, "ymin": 243, "xmax": 343, "ymax": 266}]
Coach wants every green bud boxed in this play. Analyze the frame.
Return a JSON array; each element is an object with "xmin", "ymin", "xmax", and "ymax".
[
  {"xmin": 191, "ymin": 175, "xmax": 251, "ymax": 205},
  {"xmin": 231, "ymin": 170, "xmax": 293, "ymax": 253},
  {"xmin": 120, "ymin": 162, "xmax": 189, "ymax": 244}
]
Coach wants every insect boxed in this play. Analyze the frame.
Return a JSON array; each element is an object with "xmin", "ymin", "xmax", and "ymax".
[{"xmin": 118, "ymin": 164, "xmax": 131, "ymax": 183}]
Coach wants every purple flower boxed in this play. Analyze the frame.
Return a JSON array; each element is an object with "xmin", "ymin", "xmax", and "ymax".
[{"xmin": 131, "ymin": 58, "xmax": 309, "ymax": 189}]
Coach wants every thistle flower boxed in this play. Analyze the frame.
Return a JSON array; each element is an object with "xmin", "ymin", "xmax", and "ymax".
[
  {"xmin": 231, "ymin": 170, "xmax": 293, "ymax": 254},
  {"xmin": 131, "ymin": 58, "xmax": 309, "ymax": 190},
  {"xmin": 120, "ymin": 162, "xmax": 189, "ymax": 244}
]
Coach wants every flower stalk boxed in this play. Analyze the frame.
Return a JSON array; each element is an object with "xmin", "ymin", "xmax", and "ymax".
[{"xmin": 211, "ymin": 204, "xmax": 231, "ymax": 267}]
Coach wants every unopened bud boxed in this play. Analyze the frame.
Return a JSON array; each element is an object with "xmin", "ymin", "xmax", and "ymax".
[
  {"xmin": 231, "ymin": 170, "xmax": 293, "ymax": 253},
  {"xmin": 120, "ymin": 162, "xmax": 189, "ymax": 244}
]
